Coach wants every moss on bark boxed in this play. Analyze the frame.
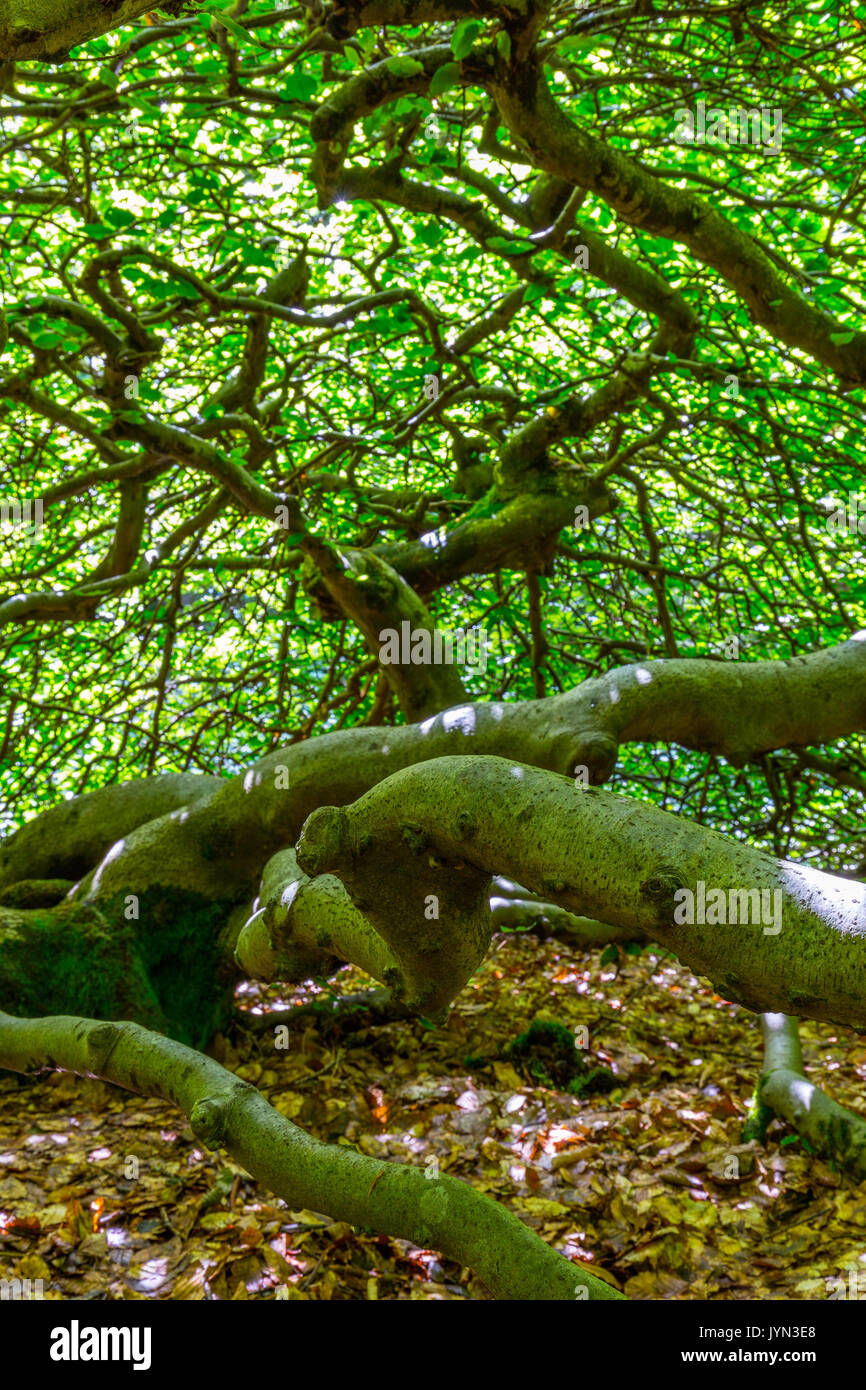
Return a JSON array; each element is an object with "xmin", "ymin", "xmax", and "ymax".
[
  {"xmin": 0, "ymin": 901, "xmax": 165, "ymax": 1029},
  {"xmin": 100, "ymin": 888, "xmax": 238, "ymax": 1048},
  {"xmin": 0, "ymin": 889, "xmax": 238, "ymax": 1050}
]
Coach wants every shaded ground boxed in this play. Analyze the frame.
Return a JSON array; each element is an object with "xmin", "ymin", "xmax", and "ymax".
[{"xmin": 1, "ymin": 932, "xmax": 863, "ymax": 1300}]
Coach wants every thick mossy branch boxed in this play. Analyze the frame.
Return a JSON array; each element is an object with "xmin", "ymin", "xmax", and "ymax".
[
  {"xmin": 0, "ymin": 1009, "xmax": 623, "ymax": 1301},
  {"xmin": 0, "ymin": 902, "xmax": 166, "ymax": 1030},
  {"xmin": 298, "ymin": 755, "xmax": 866, "ymax": 1029},
  {"xmin": 297, "ymin": 803, "xmax": 494, "ymax": 1016},
  {"xmin": 0, "ymin": 772, "xmax": 223, "ymax": 891},
  {"xmin": 0, "ymin": 1, "xmax": 156, "ymax": 61},
  {"xmin": 0, "ymin": 878, "xmax": 75, "ymax": 908},
  {"xmin": 1, "ymin": 640, "xmax": 864, "ymax": 1037},
  {"xmin": 0, "ymin": 888, "xmax": 237, "ymax": 1050},
  {"xmin": 754, "ymin": 1013, "xmax": 866, "ymax": 1180},
  {"xmin": 236, "ymin": 857, "xmax": 630, "ymax": 1000},
  {"xmin": 235, "ymin": 847, "xmax": 398, "ymax": 988},
  {"xmin": 4, "ymin": 638, "xmax": 866, "ymax": 990},
  {"xmin": 374, "ymin": 482, "xmax": 613, "ymax": 592}
]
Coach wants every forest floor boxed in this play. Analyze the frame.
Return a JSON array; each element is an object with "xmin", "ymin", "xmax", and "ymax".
[{"xmin": 0, "ymin": 931, "xmax": 863, "ymax": 1300}]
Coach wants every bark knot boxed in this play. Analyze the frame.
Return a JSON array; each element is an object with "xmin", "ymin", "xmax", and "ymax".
[{"xmin": 639, "ymin": 864, "xmax": 687, "ymax": 901}]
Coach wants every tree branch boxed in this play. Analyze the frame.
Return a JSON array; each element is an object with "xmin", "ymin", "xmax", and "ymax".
[{"xmin": 0, "ymin": 1008, "xmax": 623, "ymax": 1300}]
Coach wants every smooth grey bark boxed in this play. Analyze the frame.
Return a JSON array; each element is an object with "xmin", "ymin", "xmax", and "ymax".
[
  {"xmin": 0, "ymin": 772, "xmax": 223, "ymax": 890},
  {"xmin": 754, "ymin": 1013, "xmax": 866, "ymax": 1179},
  {"xmin": 3, "ymin": 638, "xmax": 866, "ymax": 1033},
  {"xmin": 235, "ymin": 846, "xmax": 399, "ymax": 987},
  {"xmin": 235, "ymin": 856, "xmax": 636, "ymax": 1006},
  {"xmin": 18, "ymin": 634, "xmax": 862, "ymax": 913},
  {"xmin": 489, "ymin": 877, "xmax": 641, "ymax": 943},
  {"xmin": 296, "ymin": 754, "xmax": 866, "ymax": 1029}
]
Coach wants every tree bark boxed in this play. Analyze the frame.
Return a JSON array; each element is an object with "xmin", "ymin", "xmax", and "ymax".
[
  {"xmin": 3, "ymin": 638, "xmax": 866, "ymax": 1032},
  {"xmin": 751, "ymin": 1013, "xmax": 866, "ymax": 1180},
  {"xmin": 297, "ymin": 755, "xmax": 866, "ymax": 1029},
  {"xmin": 0, "ymin": 0, "xmax": 157, "ymax": 61},
  {"xmin": 300, "ymin": 539, "xmax": 469, "ymax": 722}
]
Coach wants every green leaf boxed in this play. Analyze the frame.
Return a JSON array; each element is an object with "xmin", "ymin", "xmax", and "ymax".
[
  {"xmin": 557, "ymin": 35, "xmax": 601, "ymax": 57},
  {"xmin": 201, "ymin": 1, "xmax": 265, "ymax": 46},
  {"xmin": 31, "ymin": 330, "xmax": 65, "ymax": 348},
  {"xmin": 451, "ymin": 19, "xmax": 483, "ymax": 60},
  {"xmin": 414, "ymin": 221, "xmax": 445, "ymax": 248},
  {"xmin": 223, "ymin": 14, "xmax": 264, "ymax": 46},
  {"xmin": 486, "ymin": 235, "xmax": 535, "ymax": 254},
  {"xmin": 600, "ymin": 945, "xmax": 619, "ymax": 967},
  {"xmin": 96, "ymin": 66, "xmax": 118, "ymax": 90},
  {"xmin": 152, "ymin": 280, "xmax": 200, "ymax": 301},
  {"xmin": 82, "ymin": 223, "xmax": 114, "ymax": 240},
  {"xmin": 496, "ymin": 30, "xmax": 512, "ymax": 59},
  {"xmin": 105, "ymin": 208, "xmax": 136, "ymax": 228},
  {"xmin": 281, "ymin": 69, "xmax": 318, "ymax": 101},
  {"xmin": 429, "ymin": 62, "xmax": 461, "ymax": 96},
  {"xmin": 830, "ymin": 331, "xmax": 856, "ymax": 345},
  {"xmin": 385, "ymin": 56, "xmax": 426, "ymax": 78}
]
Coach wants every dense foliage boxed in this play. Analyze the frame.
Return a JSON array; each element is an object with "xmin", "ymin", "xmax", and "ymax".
[{"xmin": 1, "ymin": 0, "xmax": 864, "ymax": 876}]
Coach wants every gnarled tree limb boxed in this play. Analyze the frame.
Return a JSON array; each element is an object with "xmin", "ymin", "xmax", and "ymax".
[{"xmin": 0, "ymin": 1008, "xmax": 624, "ymax": 1301}]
